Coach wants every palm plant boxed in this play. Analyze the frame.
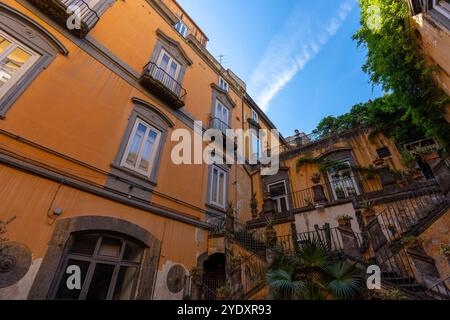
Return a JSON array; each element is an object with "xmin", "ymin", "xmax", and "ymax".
[{"xmin": 266, "ymin": 239, "xmax": 364, "ymax": 300}]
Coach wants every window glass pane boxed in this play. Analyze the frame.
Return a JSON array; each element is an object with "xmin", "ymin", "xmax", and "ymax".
[
  {"xmin": 55, "ymin": 259, "xmax": 90, "ymax": 300},
  {"xmin": 98, "ymin": 237, "xmax": 122, "ymax": 258},
  {"xmin": 0, "ymin": 36, "xmax": 11, "ymax": 55},
  {"xmin": 215, "ymin": 101, "xmax": 222, "ymax": 118},
  {"xmin": 70, "ymin": 233, "xmax": 99, "ymax": 256},
  {"xmin": 269, "ymin": 182, "xmax": 286, "ymax": 197},
  {"xmin": 112, "ymin": 266, "xmax": 138, "ymax": 300},
  {"xmin": 138, "ymin": 129, "xmax": 158, "ymax": 173},
  {"xmin": 0, "ymin": 47, "xmax": 32, "ymax": 89},
  {"xmin": 169, "ymin": 61, "xmax": 178, "ymax": 78},
  {"xmin": 126, "ymin": 123, "xmax": 147, "ymax": 167},
  {"xmin": 280, "ymin": 197, "xmax": 288, "ymax": 212},
  {"xmin": 123, "ymin": 241, "xmax": 143, "ymax": 262},
  {"xmin": 159, "ymin": 53, "xmax": 170, "ymax": 71},
  {"xmin": 211, "ymin": 169, "xmax": 218, "ymax": 203},
  {"xmin": 86, "ymin": 263, "xmax": 115, "ymax": 300},
  {"xmin": 218, "ymin": 171, "xmax": 225, "ymax": 206}
]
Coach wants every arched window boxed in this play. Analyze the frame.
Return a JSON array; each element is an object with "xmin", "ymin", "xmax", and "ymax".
[{"xmin": 51, "ymin": 232, "xmax": 145, "ymax": 300}]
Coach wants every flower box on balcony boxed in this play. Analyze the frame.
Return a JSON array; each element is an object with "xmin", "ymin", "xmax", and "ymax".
[
  {"xmin": 139, "ymin": 62, "xmax": 186, "ymax": 110},
  {"xmin": 27, "ymin": 0, "xmax": 99, "ymax": 38}
]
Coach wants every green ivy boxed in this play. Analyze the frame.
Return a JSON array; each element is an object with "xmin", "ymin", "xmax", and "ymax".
[
  {"xmin": 353, "ymin": 0, "xmax": 450, "ymax": 151},
  {"xmin": 313, "ymin": 1, "xmax": 450, "ymax": 151}
]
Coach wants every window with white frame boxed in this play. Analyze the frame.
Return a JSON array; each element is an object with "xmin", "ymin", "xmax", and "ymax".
[
  {"xmin": 326, "ymin": 161, "xmax": 360, "ymax": 200},
  {"xmin": 0, "ymin": 31, "xmax": 40, "ymax": 100},
  {"xmin": 153, "ymin": 49, "xmax": 182, "ymax": 94},
  {"xmin": 175, "ymin": 21, "xmax": 189, "ymax": 38},
  {"xmin": 251, "ymin": 131, "xmax": 261, "ymax": 162},
  {"xmin": 251, "ymin": 109, "xmax": 259, "ymax": 123},
  {"xmin": 213, "ymin": 99, "xmax": 230, "ymax": 133},
  {"xmin": 433, "ymin": 0, "xmax": 450, "ymax": 18},
  {"xmin": 218, "ymin": 77, "xmax": 229, "ymax": 92},
  {"xmin": 268, "ymin": 181, "xmax": 289, "ymax": 213},
  {"xmin": 210, "ymin": 166, "xmax": 227, "ymax": 208},
  {"xmin": 121, "ymin": 119, "xmax": 162, "ymax": 177}
]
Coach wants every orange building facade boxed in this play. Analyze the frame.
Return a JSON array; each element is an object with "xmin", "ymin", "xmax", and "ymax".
[{"xmin": 0, "ymin": 0, "xmax": 280, "ymax": 300}]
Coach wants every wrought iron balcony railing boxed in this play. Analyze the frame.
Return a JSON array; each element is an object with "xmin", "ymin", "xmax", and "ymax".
[
  {"xmin": 209, "ymin": 117, "xmax": 231, "ymax": 134},
  {"xmin": 27, "ymin": 0, "xmax": 99, "ymax": 38},
  {"xmin": 139, "ymin": 62, "xmax": 187, "ymax": 109}
]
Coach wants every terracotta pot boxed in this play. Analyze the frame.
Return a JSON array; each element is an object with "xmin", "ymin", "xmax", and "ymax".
[
  {"xmin": 338, "ymin": 218, "xmax": 352, "ymax": 228},
  {"xmin": 373, "ymin": 158, "xmax": 385, "ymax": 167},
  {"xmin": 422, "ymin": 151, "xmax": 440, "ymax": 162},
  {"xmin": 311, "ymin": 176, "xmax": 321, "ymax": 184},
  {"xmin": 251, "ymin": 208, "xmax": 258, "ymax": 218}
]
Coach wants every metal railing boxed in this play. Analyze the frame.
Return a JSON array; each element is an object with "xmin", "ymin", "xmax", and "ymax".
[
  {"xmin": 289, "ymin": 177, "xmax": 362, "ymax": 211},
  {"xmin": 375, "ymin": 182, "xmax": 446, "ymax": 243},
  {"xmin": 62, "ymin": 0, "xmax": 99, "ymax": 28},
  {"xmin": 209, "ymin": 117, "xmax": 231, "ymax": 134},
  {"xmin": 235, "ymin": 251, "xmax": 267, "ymax": 297},
  {"xmin": 28, "ymin": 0, "xmax": 99, "ymax": 33},
  {"xmin": 296, "ymin": 227, "xmax": 364, "ymax": 253},
  {"xmin": 425, "ymin": 277, "xmax": 450, "ymax": 300},
  {"xmin": 144, "ymin": 62, "xmax": 187, "ymax": 99}
]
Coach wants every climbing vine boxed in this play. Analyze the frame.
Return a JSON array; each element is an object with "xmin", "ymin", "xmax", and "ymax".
[
  {"xmin": 353, "ymin": 0, "xmax": 450, "ymax": 151},
  {"xmin": 313, "ymin": 1, "xmax": 450, "ymax": 151}
]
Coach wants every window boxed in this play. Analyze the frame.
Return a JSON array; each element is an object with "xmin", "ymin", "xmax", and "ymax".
[
  {"xmin": 251, "ymin": 109, "xmax": 259, "ymax": 123},
  {"xmin": 433, "ymin": 0, "xmax": 450, "ymax": 18},
  {"xmin": 376, "ymin": 147, "xmax": 392, "ymax": 158},
  {"xmin": 326, "ymin": 161, "xmax": 360, "ymax": 200},
  {"xmin": 213, "ymin": 99, "xmax": 230, "ymax": 133},
  {"xmin": 121, "ymin": 118, "xmax": 162, "ymax": 177},
  {"xmin": 268, "ymin": 181, "xmax": 289, "ymax": 213},
  {"xmin": 175, "ymin": 21, "xmax": 189, "ymax": 38},
  {"xmin": 154, "ymin": 49, "xmax": 182, "ymax": 94},
  {"xmin": 52, "ymin": 232, "xmax": 144, "ymax": 300},
  {"xmin": 0, "ymin": 31, "xmax": 40, "ymax": 101},
  {"xmin": 210, "ymin": 166, "xmax": 227, "ymax": 208},
  {"xmin": 251, "ymin": 131, "xmax": 261, "ymax": 162},
  {"xmin": 219, "ymin": 77, "xmax": 229, "ymax": 92}
]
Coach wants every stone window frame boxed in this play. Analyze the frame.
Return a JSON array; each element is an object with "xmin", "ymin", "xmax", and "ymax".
[
  {"xmin": 49, "ymin": 231, "xmax": 145, "ymax": 300},
  {"xmin": 28, "ymin": 216, "xmax": 161, "ymax": 300},
  {"xmin": 147, "ymin": 29, "xmax": 193, "ymax": 85},
  {"xmin": 210, "ymin": 83, "xmax": 236, "ymax": 129},
  {"xmin": 0, "ymin": 3, "xmax": 68, "ymax": 118},
  {"xmin": 110, "ymin": 97, "xmax": 174, "ymax": 189},
  {"xmin": 317, "ymin": 148, "xmax": 364, "ymax": 201},
  {"xmin": 262, "ymin": 168, "xmax": 293, "ymax": 214}
]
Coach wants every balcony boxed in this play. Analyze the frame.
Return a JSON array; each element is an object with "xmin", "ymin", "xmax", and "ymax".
[
  {"xmin": 209, "ymin": 117, "xmax": 231, "ymax": 134},
  {"xmin": 27, "ymin": 0, "xmax": 99, "ymax": 38},
  {"xmin": 139, "ymin": 62, "xmax": 187, "ymax": 110}
]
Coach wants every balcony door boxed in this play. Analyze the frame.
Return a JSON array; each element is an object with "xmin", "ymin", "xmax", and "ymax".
[
  {"xmin": 214, "ymin": 99, "xmax": 229, "ymax": 133},
  {"xmin": 326, "ymin": 161, "xmax": 360, "ymax": 200},
  {"xmin": 155, "ymin": 49, "xmax": 181, "ymax": 95},
  {"xmin": 268, "ymin": 181, "xmax": 289, "ymax": 213}
]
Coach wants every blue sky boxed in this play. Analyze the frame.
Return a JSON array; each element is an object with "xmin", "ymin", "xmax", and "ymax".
[{"xmin": 177, "ymin": 0, "xmax": 384, "ymax": 136}]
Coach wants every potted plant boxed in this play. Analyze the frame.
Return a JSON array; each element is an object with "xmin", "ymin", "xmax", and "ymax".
[
  {"xmin": 440, "ymin": 243, "xmax": 450, "ymax": 260},
  {"xmin": 401, "ymin": 236, "xmax": 422, "ymax": 249},
  {"xmin": 336, "ymin": 214, "xmax": 353, "ymax": 227},
  {"xmin": 216, "ymin": 286, "xmax": 232, "ymax": 300},
  {"xmin": 250, "ymin": 193, "xmax": 258, "ymax": 218},
  {"xmin": 264, "ymin": 217, "xmax": 277, "ymax": 247},
  {"xmin": 190, "ymin": 267, "xmax": 203, "ymax": 281},
  {"xmin": 230, "ymin": 254, "xmax": 243, "ymax": 266},
  {"xmin": 311, "ymin": 172, "xmax": 321, "ymax": 184},
  {"xmin": 361, "ymin": 199, "xmax": 375, "ymax": 217},
  {"xmin": 373, "ymin": 157, "xmax": 385, "ymax": 167},
  {"xmin": 335, "ymin": 186, "xmax": 345, "ymax": 199}
]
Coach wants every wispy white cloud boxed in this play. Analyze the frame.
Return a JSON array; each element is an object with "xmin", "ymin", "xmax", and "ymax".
[{"xmin": 249, "ymin": 0, "xmax": 357, "ymax": 112}]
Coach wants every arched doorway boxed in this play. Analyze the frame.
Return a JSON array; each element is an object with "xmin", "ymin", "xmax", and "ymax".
[{"xmin": 202, "ymin": 253, "xmax": 226, "ymax": 300}]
